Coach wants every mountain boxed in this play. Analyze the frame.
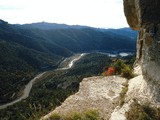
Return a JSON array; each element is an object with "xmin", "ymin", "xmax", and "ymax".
[
  {"xmin": 14, "ymin": 22, "xmax": 89, "ymax": 30},
  {"xmin": 107, "ymin": 27, "xmax": 138, "ymax": 40},
  {"xmin": 0, "ymin": 19, "xmax": 137, "ymax": 104}
]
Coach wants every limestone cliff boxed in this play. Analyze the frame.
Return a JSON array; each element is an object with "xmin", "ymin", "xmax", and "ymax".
[{"xmin": 124, "ymin": 0, "xmax": 160, "ymax": 103}]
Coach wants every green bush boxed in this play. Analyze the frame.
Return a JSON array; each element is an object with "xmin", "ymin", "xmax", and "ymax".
[
  {"xmin": 84, "ymin": 109, "xmax": 100, "ymax": 120},
  {"xmin": 65, "ymin": 112, "xmax": 82, "ymax": 120},
  {"xmin": 50, "ymin": 113, "xmax": 61, "ymax": 120},
  {"xmin": 121, "ymin": 65, "xmax": 134, "ymax": 79},
  {"xmin": 110, "ymin": 59, "xmax": 134, "ymax": 79},
  {"xmin": 112, "ymin": 59, "xmax": 125, "ymax": 74}
]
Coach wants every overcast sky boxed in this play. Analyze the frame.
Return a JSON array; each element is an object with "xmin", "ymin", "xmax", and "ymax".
[{"xmin": 0, "ymin": 0, "xmax": 128, "ymax": 28}]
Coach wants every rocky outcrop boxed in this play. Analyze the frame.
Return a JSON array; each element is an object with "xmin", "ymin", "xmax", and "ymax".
[
  {"xmin": 109, "ymin": 99, "xmax": 134, "ymax": 120},
  {"xmin": 41, "ymin": 76, "xmax": 127, "ymax": 120},
  {"xmin": 124, "ymin": 0, "xmax": 160, "ymax": 103},
  {"xmin": 126, "ymin": 75, "xmax": 151, "ymax": 104},
  {"xmin": 42, "ymin": 74, "xmax": 160, "ymax": 120}
]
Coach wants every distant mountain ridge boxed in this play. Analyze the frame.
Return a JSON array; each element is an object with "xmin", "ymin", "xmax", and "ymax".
[
  {"xmin": 14, "ymin": 22, "xmax": 90, "ymax": 30},
  {"xmin": 0, "ymin": 19, "xmax": 138, "ymax": 68},
  {"xmin": 15, "ymin": 21, "xmax": 137, "ymax": 41}
]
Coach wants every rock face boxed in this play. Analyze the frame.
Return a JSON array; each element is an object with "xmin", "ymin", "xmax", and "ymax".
[
  {"xmin": 124, "ymin": 0, "xmax": 160, "ymax": 102},
  {"xmin": 42, "ymin": 76, "xmax": 127, "ymax": 120}
]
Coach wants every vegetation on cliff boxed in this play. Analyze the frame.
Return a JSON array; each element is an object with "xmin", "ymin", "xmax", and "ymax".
[
  {"xmin": 126, "ymin": 100, "xmax": 160, "ymax": 120},
  {"xmin": 102, "ymin": 56, "xmax": 135, "ymax": 79}
]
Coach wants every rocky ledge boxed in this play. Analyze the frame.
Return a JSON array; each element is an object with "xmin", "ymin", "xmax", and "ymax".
[
  {"xmin": 41, "ymin": 76, "xmax": 127, "ymax": 120},
  {"xmin": 41, "ymin": 69, "xmax": 160, "ymax": 120},
  {"xmin": 41, "ymin": 72, "xmax": 160, "ymax": 119}
]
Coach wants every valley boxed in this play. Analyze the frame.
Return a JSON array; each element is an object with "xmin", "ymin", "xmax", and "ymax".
[
  {"xmin": 0, "ymin": 53, "xmax": 85, "ymax": 110},
  {"xmin": 0, "ymin": 20, "xmax": 137, "ymax": 119},
  {"xmin": 0, "ymin": 53, "xmax": 109, "ymax": 119},
  {"xmin": 0, "ymin": 52, "xmax": 135, "ymax": 120}
]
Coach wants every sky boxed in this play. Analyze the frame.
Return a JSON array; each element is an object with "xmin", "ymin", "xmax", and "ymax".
[{"xmin": 0, "ymin": 0, "xmax": 128, "ymax": 28}]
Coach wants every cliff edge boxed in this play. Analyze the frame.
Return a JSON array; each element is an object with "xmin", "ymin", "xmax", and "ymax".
[
  {"xmin": 42, "ymin": 76, "xmax": 127, "ymax": 120},
  {"xmin": 41, "ymin": 73, "xmax": 159, "ymax": 120}
]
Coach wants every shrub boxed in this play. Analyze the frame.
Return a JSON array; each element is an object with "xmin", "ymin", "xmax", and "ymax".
[
  {"xmin": 84, "ymin": 109, "xmax": 100, "ymax": 120},
  {"xmin": 50, "ymin": 113, "xmax": 61, "ymax": 120},
  {"xmin": 119, "ymin": 86, "xmax": 128, "ymax": 106},
  {"xmin": 102, "ymin": 71, "xmax": 108, "ymax": 76},
  {"xmin": 102, "ymin": 59, "xmax": 134, "ymax": 78},
  {"xmin": 126, "ymin": 101, "xmax": 160, "ymax": 120},
  {"xmin": 121, "ymin": 65, "xmax": 134, "ymax": 79},
  {"xmin": 65, "ymin": 112, "xmax": 82, "ymax": 120},
  {"xmin": 112, "ymin": 59, "xmax": 125, "ymax": 74},
  {"xmin": 102, "ymin": 67, "xmax": 115, "ymax": 76},
  {"xmin": 119, "ymin": 80, "xmax": 129, "ymax": 106},
  {"xmin": 142, "ymin": 105, "xmax": 160, "ymax": 120},
  {"xmin": 107, "ymin": 67, "xmax": 115, "ymax": 76}
]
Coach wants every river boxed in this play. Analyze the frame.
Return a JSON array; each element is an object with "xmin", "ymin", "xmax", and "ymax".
[{"xmin": 0, "ymin": 53, "xmax": 85, "ymax": 110}]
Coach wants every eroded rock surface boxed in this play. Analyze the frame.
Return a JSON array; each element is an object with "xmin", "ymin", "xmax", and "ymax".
[
  {"xmin": 42, "ymin": 76, "xmax": 127, "ymax": 120},
  {"xmin": 124, "ymin": 0, "xmax": 160, "ymax": 103},
  {"xmin": 110, "ymin": 100, "xmax": 134, "ymax": 120},
  {"xmin": 126, "ymin": 75, "xmax": 151, "ymax": 104}
]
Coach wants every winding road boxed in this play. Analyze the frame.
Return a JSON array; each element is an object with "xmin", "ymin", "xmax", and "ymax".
[{"xmin": 0, "ymin": 53, "xmax": 85, "ymax": 110}]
